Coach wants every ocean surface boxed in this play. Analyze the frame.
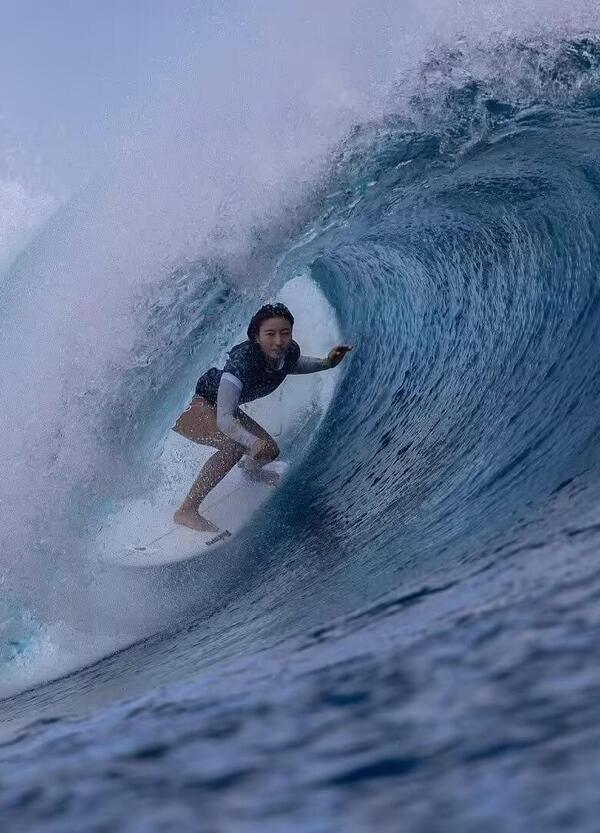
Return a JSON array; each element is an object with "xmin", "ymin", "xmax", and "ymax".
[{"xmin": 3, "ymin": 27, "xmax": 600, "ymax": 833}]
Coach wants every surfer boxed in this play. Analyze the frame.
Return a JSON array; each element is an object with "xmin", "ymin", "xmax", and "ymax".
[{"xmin": 172, "ymin": 302, "xmax": 352, "ymax": 532}]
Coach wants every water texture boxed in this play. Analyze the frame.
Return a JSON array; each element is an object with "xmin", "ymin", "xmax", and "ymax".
[{"xmin": 2, "ymin": 28, "xmax": 600, "ymax": 833}]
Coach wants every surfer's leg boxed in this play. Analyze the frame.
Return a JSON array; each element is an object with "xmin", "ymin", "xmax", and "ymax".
[
  {"xmin": 174, "ymin": 444, "xmax": 244, "ymax": 532},
  {"xmin": 235, "ymin": 410, "xmax": 281, "ymax": 484},
  {"xmin": 172, "ymin": 395, "xmax": 278, "ymax": 458},
  {"xmin": 172, "ymin": 395, "xmax": 222, "ymax": 445},
  {"xmin": 236, "ymin": 410, "xmax": 279, "ymax": 461},
  {"xmin": 172, "ymin": 397, "xmax": 245, "ymax": 532}
]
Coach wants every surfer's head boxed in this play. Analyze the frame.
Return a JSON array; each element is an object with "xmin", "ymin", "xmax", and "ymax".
[{"xmin": 247, "ymin": 303, "xmax": 294, "ymax": 362}]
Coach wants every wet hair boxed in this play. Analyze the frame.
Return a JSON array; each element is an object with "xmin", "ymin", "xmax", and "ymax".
[{"xmin": 247, "ymin": 303, "xmax": 294, "ymax": 341}]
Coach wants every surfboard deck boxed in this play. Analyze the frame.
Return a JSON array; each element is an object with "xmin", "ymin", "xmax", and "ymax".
[{"xmin": 96, "ymin": 460, "xmax": 288, "ymax": 567}]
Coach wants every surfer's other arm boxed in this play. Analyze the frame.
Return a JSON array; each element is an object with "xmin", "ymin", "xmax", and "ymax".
[
  {"xmin": 216, "ymin": 374, "xmax": 257, "ymax": 448},
  {"xmin": 216, "ymin": 374, "xmax": 279, "ymax": 465}
]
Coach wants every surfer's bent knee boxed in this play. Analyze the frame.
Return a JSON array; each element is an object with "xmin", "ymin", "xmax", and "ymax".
[{"xmin": 264, "ymin": 439, "xmax": 280, "ymax": 461}]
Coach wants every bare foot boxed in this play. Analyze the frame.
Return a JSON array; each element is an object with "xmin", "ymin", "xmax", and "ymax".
[{"xmin": 173, "ymin": 508, "xmax": 219, "ymax": 533}]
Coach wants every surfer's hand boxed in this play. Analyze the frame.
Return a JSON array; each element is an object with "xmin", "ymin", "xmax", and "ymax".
[
  {"xmin": 327, "ymin": 345, "xmax": 353, "ymax": 368},
  {"xmin": 249, "ymin": 437, "xmax": 279, "ymax": 464}
]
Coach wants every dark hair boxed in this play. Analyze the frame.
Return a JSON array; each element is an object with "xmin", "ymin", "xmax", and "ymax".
[{"xmin": 247, "ymin": 303, "xmax": 294, "ymax": 341}]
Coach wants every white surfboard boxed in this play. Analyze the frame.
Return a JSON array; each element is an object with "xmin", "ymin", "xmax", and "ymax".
[{"xmin": 97, "ymin": 459, "xmax": 288, "ymax": 567}]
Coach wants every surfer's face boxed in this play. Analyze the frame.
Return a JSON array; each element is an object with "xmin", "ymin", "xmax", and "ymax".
[{"xmin": 256, "ymin": 316, "xmax": 292, "ymax": 362}]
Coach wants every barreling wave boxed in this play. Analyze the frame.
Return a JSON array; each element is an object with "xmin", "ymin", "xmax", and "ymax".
[
  {"xmin": 263, "ymin": 34, "xmax": 600, "ymax": 580},
  {"xmin": 4, "ymin": 34, "xmax": 600, "ymax": 697}
]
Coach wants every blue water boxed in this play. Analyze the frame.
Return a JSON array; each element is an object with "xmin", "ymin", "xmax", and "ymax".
[{"xmin": 3, "ymin": 34, "xmax": 600, "ymax": 832}]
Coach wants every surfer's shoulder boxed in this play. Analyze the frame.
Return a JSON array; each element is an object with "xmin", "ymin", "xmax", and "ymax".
[
  {"xmin": 286, "ymin": 339, "xmax": 301, "ymax": 367},
  {"xmin": 227, "ymin": 340, "xmax": 258, "ymax": 361},
  {"xmin": 223, "ymin": 340, "xmax": 261, "ymax": 379}
]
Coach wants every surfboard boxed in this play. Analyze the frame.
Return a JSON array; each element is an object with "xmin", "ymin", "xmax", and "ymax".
[{"xmin": 96, "ymin": 459, "xmax": 288, "ymax": 567}]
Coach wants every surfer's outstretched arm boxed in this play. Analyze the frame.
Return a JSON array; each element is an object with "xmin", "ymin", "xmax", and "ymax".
[
  {"xmin": 291, "ymin": 355, "xmax": 331, "ymax": 374},
  {"xmin": 291, "ymin": 345, "xmax": 353, "ymax": 374}
]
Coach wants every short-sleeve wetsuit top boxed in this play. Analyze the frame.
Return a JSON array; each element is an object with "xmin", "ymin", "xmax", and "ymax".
[{"xmin": 195, "ymin": 339, "xmax": 301, "ymax": 405}]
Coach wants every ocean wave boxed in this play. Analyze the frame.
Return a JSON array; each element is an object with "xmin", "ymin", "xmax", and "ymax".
[{"xmin": 4, "ymin": 34, "xmax": 600, "ymax": 699}]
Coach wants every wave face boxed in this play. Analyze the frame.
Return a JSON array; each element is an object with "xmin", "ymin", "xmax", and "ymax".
[
  {"xmin": 300, "ymin": 41, "xmax": 600, "ymax": 571},
  {"xmin": 4, "ymin": 34, "xmax": 600, "ymax": 833},
  {"xmin": 261, "ymin": 37, "xmax": 600, "ymax": 597}
]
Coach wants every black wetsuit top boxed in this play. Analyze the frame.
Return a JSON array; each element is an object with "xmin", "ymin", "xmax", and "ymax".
[{"xmin": 195, "ymin": 339, "xmax": 301, "ymax": 405}]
